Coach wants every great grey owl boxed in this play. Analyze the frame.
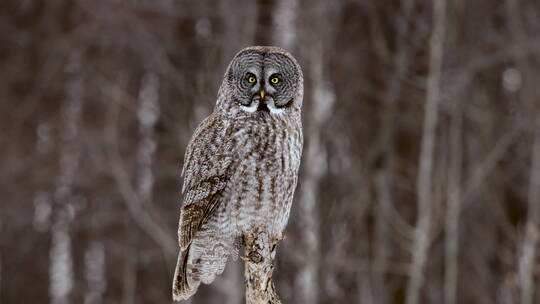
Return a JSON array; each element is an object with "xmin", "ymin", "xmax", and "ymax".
[{"xmin": 172, "ymin": 46, "xmax": 304, "ymax": 301}]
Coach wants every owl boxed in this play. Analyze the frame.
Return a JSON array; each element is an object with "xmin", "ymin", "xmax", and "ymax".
[{"xmin": 172, "ymin": 46, "xmax": 304, "ymax": 301}]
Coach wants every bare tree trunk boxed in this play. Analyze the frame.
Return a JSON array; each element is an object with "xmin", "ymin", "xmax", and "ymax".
[
  {"xmin": 243, "ymin": 229, "xmax": 282, "ymax": 304},
  {"xmin": 519, "ymin": 112, "xmax": 540, "ymax": 304},
  {"xmin": 120, "ymin": 72, "xmax": 161, "ymax": 304},
  {"xmin": 50, "ymin": 51, "xmax": 84, "ymax": 304},
  {"xmin": 296, "ymin": 41, "xmax": 327, "ymax": 304},
  {"xmin": 444, "ymin": 97, "xmax": 463, "ymax": 304},
  {"xmin": 294, "ymin": 2, "xmax": 342, "ymax": 302},
  {"xmin": 504, "ymin": 1, "xmax": 540, "ymax": 303},
  {"xmin": 219, "ymin": 0, "xmax": 258, "ymax": 63},
  {"xmin": 254, "ymin": 0, "xmax": 276, "ymax": 45},
  {"xmin": 373, "ymin": 1, "xmax": 416, "ymax": 301},
  {"xmin": 121, "ymin": 245, "xmax": 138, "ymax": 304},
  {"xmin": 273, "ymin": 0, "xmax": 298, "ymax": 50},
  {"xmin": 105, "ymin": 80, "xmax": 176, "ymax": 258},
  {"xmin": 374, "ymin": 172, "xmax": 392, "ymax": 303},
  {"xmin": 84, "ymin": 242, "xmax": 106, "ymax": 304},
  {"xmin": 406, "ymin": 0, "xmax": 447, "ymax": 303},
  {"xmin": 136, "ymin": 73, "xmax": 160, "ymax": 205}
]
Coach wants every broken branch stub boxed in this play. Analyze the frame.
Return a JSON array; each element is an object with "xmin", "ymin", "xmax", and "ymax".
[{"xmin": 243, "ymin": 228, "xmax": 282, "ymax": 304}]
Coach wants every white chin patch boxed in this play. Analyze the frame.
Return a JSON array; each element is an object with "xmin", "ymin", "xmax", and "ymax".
[
  {"xmin": 239, "ymin": 104, "xmax": 258, "ymax": 113},
  {"xmin": 267, "ymin": 103, "xmax": 285, "ymax": 114},
  {"xmin": 239, "ymin": 102, "xmax": 285, "ymax": 114}
]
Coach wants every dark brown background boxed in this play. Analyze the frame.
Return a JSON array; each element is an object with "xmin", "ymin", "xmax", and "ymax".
[{"xmin": 2, "ymin": 0, "xmax": 540, "ymax": 303}]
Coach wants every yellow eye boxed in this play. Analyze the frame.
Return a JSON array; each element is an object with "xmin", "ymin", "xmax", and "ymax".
[
  {"xmin": 248, "ymin": 76, "xmax": 256, "ymax": 83},
  {"xmin": 270, "ymin": 77, "xmax": 280, "ymax": 84}
]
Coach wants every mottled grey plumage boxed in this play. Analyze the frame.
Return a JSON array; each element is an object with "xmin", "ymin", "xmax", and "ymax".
[{"xmin": 172, "ymin": 46, "xmax": 304, "ymax": 301}]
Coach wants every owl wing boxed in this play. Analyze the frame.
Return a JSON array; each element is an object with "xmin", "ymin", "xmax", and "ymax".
[{"xmin": 173, "ymin": 114, "xmax": 235, "ymax": 301}]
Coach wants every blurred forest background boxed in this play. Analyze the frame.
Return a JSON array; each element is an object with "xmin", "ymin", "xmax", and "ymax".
[{"xmin": 2, "ymin": 0, "xmax": 540, "ymax": 303}]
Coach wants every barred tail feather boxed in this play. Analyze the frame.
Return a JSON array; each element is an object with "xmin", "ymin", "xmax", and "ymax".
[{"xmin": 172, "ymin": 247, "xmax": 200, "ymax": 301}]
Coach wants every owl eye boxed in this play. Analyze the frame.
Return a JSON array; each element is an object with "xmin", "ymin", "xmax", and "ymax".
[
  {"xmin": 270, "ymin": 76, "xmax": 280, "ymax": 84},
  {"xmin": 246, "ymin": 74, "xmax": 257, "ymax": 84}
]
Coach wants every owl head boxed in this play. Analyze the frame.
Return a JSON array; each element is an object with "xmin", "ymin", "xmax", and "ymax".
[{"xmin": 216, "ymin": 46, "xmax": 303, "ymax": 116}]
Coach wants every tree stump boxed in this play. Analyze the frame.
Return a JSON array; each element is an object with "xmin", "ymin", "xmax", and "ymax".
[{"xmin": 243, "ymin": 228, "xmax": 282, "ymax": 304}]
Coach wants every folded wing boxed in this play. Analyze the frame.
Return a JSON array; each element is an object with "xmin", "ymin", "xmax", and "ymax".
[{"xmin": 172, "ymin": 114, "xmax": 235, "ymax": 301}]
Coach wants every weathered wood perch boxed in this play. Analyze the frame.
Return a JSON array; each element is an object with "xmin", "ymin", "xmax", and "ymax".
[{"xmin": 243, "ymin": 228, "xmax": 282, "ymax": 304}]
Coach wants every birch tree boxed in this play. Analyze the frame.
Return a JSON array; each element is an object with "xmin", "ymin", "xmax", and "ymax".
[{"xmin": 50, "ymin": 52, "xmax": 84, "ymax": 304}]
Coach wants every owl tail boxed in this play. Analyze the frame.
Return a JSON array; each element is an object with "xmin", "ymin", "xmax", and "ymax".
[{"xmin": 172, "ymin": 246, "xmax": 200, "ymax": 301}]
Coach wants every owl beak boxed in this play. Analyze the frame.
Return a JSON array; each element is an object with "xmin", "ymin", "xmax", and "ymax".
[{"xmin": 259, "ymin": 90, "xmax": 266, "ymax": 100}]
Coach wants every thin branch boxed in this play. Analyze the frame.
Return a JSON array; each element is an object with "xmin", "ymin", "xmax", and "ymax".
[
  {"xmin": 461, "ymin": 126, "xmax": 521, "ymax": 205},
  {"xmin": 373, "ymin": 1, "xmax": 417, "ymax": 300},
  {"xmin": 105, "ymin": 84, "xmax": 176, "ymax": 258},
  {"xmin": 406, "ymin": 0, "xmax": 447, "ymax": 303}
]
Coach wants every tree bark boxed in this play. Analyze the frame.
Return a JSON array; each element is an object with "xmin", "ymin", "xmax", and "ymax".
[{"xmin": 243, "ymin": 229, "xmax": 282, "ymax": 304}]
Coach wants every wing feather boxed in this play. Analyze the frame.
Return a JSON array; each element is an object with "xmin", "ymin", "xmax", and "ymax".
[
  {"xmin": 179, "ymin": 187, "xmax": 223, "ymax": 250},
  {"xmin": 173, "ymin": 114, "xmax": 234, "ymax": 301}
]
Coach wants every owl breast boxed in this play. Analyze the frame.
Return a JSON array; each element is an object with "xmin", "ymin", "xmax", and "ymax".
[{"xmin": 226, "ymin": 113, "xmax": 302, "ymax": 237}]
